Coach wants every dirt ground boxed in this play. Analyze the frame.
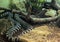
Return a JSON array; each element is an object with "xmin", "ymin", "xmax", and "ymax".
[
  {"xmin": 0, "ymin": 19, "xmax": 60, "ymax": 42},
  {"xmin": 18, "ymin": 24, "xmax": 60, "ymax": 42}
]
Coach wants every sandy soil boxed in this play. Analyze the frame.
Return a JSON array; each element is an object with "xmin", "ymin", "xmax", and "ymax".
[{"xmin": 18, "ymin": 24, "xmax": 60, "ymax": 42}]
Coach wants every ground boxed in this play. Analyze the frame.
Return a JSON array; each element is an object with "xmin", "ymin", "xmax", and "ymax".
[
  {"xmin": 18, "ymin": 24, "xmax": 60, "ymax": 42},
  {"xmin": 0, "ymin": 19, "xmax": 60, "ymax": 42}
]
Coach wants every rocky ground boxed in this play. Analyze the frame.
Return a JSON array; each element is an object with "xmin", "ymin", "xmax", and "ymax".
[{"xmin": 0, "ymin": 19, "xmax": 60, "ymax": 42}]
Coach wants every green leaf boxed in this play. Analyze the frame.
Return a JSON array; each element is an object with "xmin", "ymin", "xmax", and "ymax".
[{"xmin": 0, "ymin": 0, "xmax": 11, "ymax": 9}]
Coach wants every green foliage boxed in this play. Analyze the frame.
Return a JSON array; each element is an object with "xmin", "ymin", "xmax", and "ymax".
[
  {"xmin": 0, "ymin": 0, "xmax": 46, "ymax": 14},
  {"xmin": 55, "ymin": 0, "xmax": 60, "ymax": 7},
  {"xmin": 45, "ymin": 9, "xmax": 57, "ymax": 17},
  {"xmin": 0, "ymin": 0, "xmax": 28, "ymax": 15},
  {"xmin": 12, "ymin": 0, "xmax": 28, "ymax": 15},
  {"xmin": 30, "ymin": 0, "xmax": 45, "ymax": 11},
  {"xmin": 0, "ymin": 0, "xmax": 11, "ymax": 9},
  {"xmin": 38, "ymin": 0, "xmax": 45, "ymax": 3}
]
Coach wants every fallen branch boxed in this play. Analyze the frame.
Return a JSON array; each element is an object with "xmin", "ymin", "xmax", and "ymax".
[{"xmin": 29, "ymin": 14, "xmax": 60, "ymax": 23}]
